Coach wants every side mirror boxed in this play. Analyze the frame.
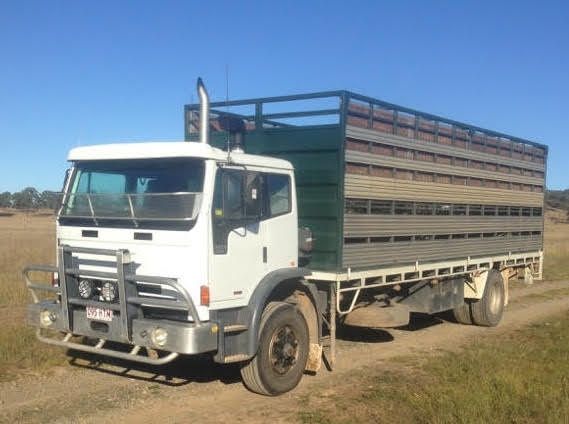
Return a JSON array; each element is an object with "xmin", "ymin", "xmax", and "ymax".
[
  {"xmin": 63, "ymin": 168, "xmax": 71, "ymax": 187},
  {"xmin": 58, "ymin": 168, "xmax": 72, "ymax": 213},
  {"xmin": 298, "ymin": 226, "xmax": 313, "ymax": 267}
]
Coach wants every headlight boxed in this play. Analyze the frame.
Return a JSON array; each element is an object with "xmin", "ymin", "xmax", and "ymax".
[
  {"xmin": 150, "ymin": 327, "xmax": 168, "ymax": 347},
  {"xmin": 101, "ymin": 281, "xmax": 118, "ymax": 302},
  {"xmin": 78, "ymin": 279, "xmax": 93, "ymax": 299},
  {"xmin": 40, "ymin": 309, "xmax": 55, "ymax": 326}
]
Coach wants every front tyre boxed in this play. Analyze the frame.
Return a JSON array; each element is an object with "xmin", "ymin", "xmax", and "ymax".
[{"xmin": 240, "ymin": 301, "xmax": 309, "ymax": 396}]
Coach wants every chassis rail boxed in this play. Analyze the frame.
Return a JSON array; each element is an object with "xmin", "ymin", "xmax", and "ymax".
[{"xmin": 308, "ymin": 250, "xmax": 542, "ymax": 315}]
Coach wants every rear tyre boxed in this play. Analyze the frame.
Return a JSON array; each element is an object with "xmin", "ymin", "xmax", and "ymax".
[
  {"xmin": 471, "ymin": 270, "xmax": 505, "ymax": 327},
  {"xmin": 452, "ymin": 302, "xmax": 472, "ymax": 325},
  {"xmin": 240, "ymin": 301, "xmax": 309, "ymax": 396}
]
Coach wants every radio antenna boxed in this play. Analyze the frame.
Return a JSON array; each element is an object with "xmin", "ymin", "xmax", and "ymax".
[
  {"xmin": 225, "ymin": 64, "xmax": 231, "ymax": 155},
  {"xmin": 225, "ymin": 64, "xmax": 229, "ymax": 105}
]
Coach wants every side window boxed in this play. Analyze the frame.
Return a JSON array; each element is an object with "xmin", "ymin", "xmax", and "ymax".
[
  {"xmin": 266, "ymin": 174, "xmax": 291, "ymax": 217},
  {"xmin": 224, "ymin": 172, "xmax": 244, "ymax": 219},
  {"xmin": 245, "ymin": 173, "xmax": 264, "ymax": 217},
  {"xmin": 212, "ymin": 169, "xmax": 264, "ymax": 254},
  {"xmin": 213, "ymin": 170, "xmax": 264, "ymax": 220}
]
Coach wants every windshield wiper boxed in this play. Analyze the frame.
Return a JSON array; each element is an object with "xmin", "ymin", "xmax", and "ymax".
[
  {"xmin": 86, "ymin": 194, "xmax": 99, "ymax": 227},
  {"xmin": 126, "ymin": 194, "xmax": 139, "ymax": 228}
]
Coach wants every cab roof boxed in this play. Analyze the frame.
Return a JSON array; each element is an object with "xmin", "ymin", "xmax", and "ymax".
[{"xmin": 68, "ymin": 142, "xmax": 293, "ymax": 170}]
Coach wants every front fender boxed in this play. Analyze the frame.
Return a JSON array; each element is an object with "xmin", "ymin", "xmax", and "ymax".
[{"xmin": 245, "ymin": 268, "xmax": 311, "ymax": 356}]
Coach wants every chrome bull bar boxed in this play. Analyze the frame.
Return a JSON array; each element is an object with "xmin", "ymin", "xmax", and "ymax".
[
  {"xmin": 23, "ymin": 245, "xmax": 212, "ymax": 365},
  {"xmin": 34, "ymin": 330, "xmax": 179, "ymax": 365}
]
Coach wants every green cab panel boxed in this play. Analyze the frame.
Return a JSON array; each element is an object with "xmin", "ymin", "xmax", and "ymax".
[{"xmin": 208, "ymin": 126, "xmax": 345, "ymax": 271}]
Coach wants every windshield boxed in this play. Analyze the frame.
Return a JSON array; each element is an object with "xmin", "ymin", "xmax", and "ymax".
[{"xmin": 60, "ymin": 159, "xmax": 205, "ymax": 228}]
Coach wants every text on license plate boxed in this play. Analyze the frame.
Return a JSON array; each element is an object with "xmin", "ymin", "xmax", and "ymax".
[{"xmin": 86, "ymin": 306, "xmax": 114, "ymax": 322}]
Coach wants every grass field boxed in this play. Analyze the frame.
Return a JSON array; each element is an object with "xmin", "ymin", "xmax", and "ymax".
[
  {"xmin": 543, "ymin": 208, "xmax": 569, "ymax": 280},
  {"xmin": 299, "ymin": 310, "xmax": 569, "ymax": 424},
  {"xmin": 0, "ymin": 213, "xmax": 64, "ymax": 381},
  {"xmin": 0, "ymin": 213, "xmax": 55, "ymax": 307},
  {"xmin": 0, "ymin": 209, "xmax": 568, "ymax": 381}
]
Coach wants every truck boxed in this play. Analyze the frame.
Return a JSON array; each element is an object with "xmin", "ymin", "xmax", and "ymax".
[{"xmin": 24, "ymin": 79, "xmax": 547, "ymax": 395}]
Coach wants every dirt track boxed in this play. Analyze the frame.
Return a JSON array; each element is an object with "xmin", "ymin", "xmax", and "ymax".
[{"xmin": 1, "ymin": 280, "xmax": 568, "ymax": 424}]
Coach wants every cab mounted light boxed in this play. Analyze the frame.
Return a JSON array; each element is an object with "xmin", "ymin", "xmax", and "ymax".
[
  {"xmin": 200, "ymin": 285, "xmax": 210, "ymax": 306},
  {"xmin": 78, "ymin": 279, "xmax": 93, "ymax": 299}
]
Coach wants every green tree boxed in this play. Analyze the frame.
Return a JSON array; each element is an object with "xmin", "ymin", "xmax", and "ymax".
[
  {"xmin": 12, "ymin": 187, "xmax": 40, "ymax": 209},
  {"xmin": 38, "ymin": 191, "xmax": 61, "ymax": 210},
  {"xmin": 0, "ymin": 191, "xmax": 11, "ymax": 208}
]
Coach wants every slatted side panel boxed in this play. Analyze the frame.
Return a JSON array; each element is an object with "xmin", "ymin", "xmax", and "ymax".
[
  {"xmin": 345, "ymin": 174, "xmax": 543, "ymax": 206},
  {"xmin": 343, "ymin": 236, "xmax": 542, "ymax": 268},
  {"xmin": 344, "ymin": 215, "xmax": 542, "ymax": 237},
  {"xmin": 346, "ymin": 150, "xmax": 543, "ymax": 186},
  {"xmin": 342, "ymin": 115, "xmax": 546, "ymax": 269}
]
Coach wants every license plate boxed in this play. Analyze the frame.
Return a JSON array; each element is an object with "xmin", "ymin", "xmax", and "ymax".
[{"xmin": 86, "ymin": 306, "xmax": 114, "ymax": 322}]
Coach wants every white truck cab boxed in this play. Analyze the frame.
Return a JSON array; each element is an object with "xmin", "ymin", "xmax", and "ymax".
[{"xmin": 61, "ymin": 142, "xmax": 298, "ymax": 316}]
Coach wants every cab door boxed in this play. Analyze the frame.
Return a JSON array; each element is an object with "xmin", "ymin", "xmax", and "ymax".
[{"xmin": 209, "ymin": 168, "xmax": 266, "ymax": 307}]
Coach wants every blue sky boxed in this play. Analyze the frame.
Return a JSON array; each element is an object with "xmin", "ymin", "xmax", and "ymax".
[{"xmin": 0, "ymin": 0, "xmax": 567, "ymax": 192}]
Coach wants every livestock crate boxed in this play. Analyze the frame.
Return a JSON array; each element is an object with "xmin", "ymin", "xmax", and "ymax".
[{"xmin": 185, "ymin": 90, "xmax": 547, "ymax": 272}]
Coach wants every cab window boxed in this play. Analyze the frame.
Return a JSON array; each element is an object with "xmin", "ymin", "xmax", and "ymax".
[{"xmin": 266, "ymin": 174, "xmax": 291, "ymax": 217}]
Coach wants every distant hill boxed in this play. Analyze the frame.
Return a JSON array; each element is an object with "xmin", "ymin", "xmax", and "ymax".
[{"xmin": 546, "ymin": 190, "xmax": 569, "ymax": 210}]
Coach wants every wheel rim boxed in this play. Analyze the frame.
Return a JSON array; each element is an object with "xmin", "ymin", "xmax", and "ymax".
[
  {"xmin": 488, "ymin": 282, "xmax": 503, "ymax": 315},
  {"xmin": 269, "ymin": 325, "xmax": 299, "ymax": 375}
]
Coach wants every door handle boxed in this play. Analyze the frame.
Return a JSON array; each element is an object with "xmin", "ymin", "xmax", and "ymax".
[{"xmin": 262, "ymin": 247, "xmax": 267, "ymax": 263}]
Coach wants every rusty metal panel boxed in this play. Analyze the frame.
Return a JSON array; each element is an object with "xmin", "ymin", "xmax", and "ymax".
[{"xmin": 346, "ymin": 126, "xmax": 546, "ymax": 172}]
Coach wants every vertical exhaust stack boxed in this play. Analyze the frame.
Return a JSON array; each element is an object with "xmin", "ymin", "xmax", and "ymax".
[{"xmin": 197, "ymin": 77, "xmax": 209, "ymax": 144}]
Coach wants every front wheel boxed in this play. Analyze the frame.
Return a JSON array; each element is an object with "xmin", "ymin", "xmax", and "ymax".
[{"xmin": 240, "ymin": 301, "xmax": 309, "ymax": 396}]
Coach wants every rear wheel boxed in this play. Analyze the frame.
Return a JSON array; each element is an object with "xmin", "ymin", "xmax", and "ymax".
[
  {"xmin": 452, "ymin": 302, "xmax": 472, "ymax": 324},
  {"xmin": 240, "ymin": 301, "xmax": 309, "ymax": 396},
  {"xmin": 471, "ymin": 270, "xmax": 505, "ymax": 327}
]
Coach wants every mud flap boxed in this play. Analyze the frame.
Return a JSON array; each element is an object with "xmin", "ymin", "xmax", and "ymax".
[
  {"xmin": 306, "ymin": 343, "xmax": 323, "ymax": 372},
  {"xmin": 400, "ymin": 278, "xmax": 464, "ymax": 314},
  {"xmin": 343, "ymin": 303, "xmax": 410, "ymax": 328}
]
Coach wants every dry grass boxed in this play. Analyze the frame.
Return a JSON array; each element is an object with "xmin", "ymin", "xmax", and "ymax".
[
  {"xmin": 0, "ymin": 325, "xmax": 66, "ymax": 382},
  {"xmin": 543, "ymin": 208, "xmax": 569, "ymax": 280},
  {"xmin": 0, "ymin": 213, "xmax": 64, "ymax": 379},
  {"xmin": 0, "ymin": 213, "xmax": 55, "ymax": 307}
]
